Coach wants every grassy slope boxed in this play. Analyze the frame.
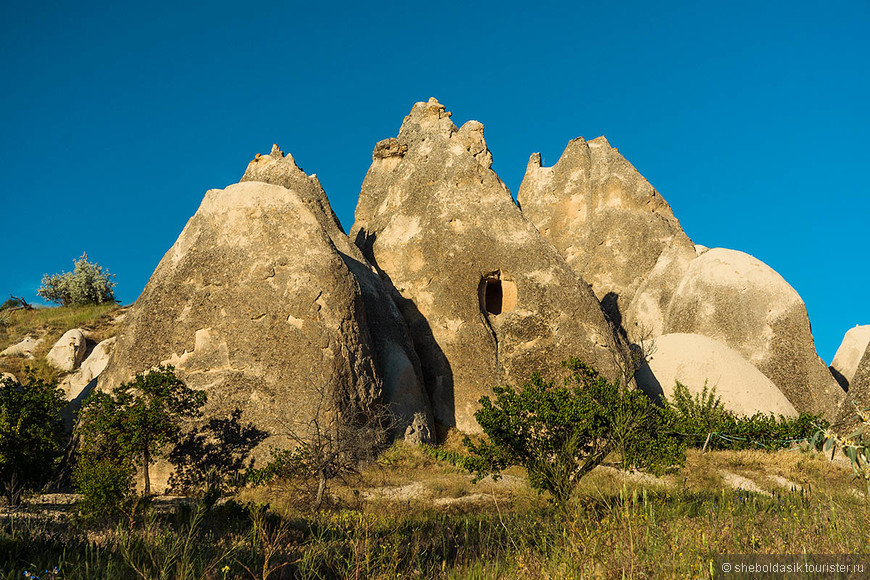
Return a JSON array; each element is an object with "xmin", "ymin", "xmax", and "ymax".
[{"xmin": 0, "ymin": 303, "xmax": 123, "ymax": 383}]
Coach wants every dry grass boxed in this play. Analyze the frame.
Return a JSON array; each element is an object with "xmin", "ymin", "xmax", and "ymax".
[{"xmin": 0, "ymin": 303, "xmax": 124, "ymax": 383}]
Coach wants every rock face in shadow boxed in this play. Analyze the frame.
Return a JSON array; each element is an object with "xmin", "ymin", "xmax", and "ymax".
[
  {"xmin": 240, "ymin": 145, "xmax": 433, "ymax": 441},
  {"xmin": 638, "ymin": 333, "xmax": 797, "ymax": 418},
  {"xmin": 517, "ymin": 137, "xmax": 695, "ymax": 339},
  {"xmin": 351, "ymin": 98, "xmax": 629, "ymax": 433},
  {"xmin": 830, "ymin": 325, "xmax": 870, "ymax": 390},
  {"xmin": 663, "ymin": 248, "xmax": 843, "ymax": 418},
  {"xmin": 99, "ymin": 180, "xmax": 384, "ymax": 465}
]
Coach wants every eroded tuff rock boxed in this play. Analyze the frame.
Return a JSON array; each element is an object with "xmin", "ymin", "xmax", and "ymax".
[
  {"xmin": 240, "ymin": 144, "xmax": 433, "ymax": 440},
  {"xmin": 830, "ymin": 325, "xmax": 870, "ymax": 390},
  {"xmin": 663, "ymin": 248, "xmax": 844, "ymax": 417},
  {"xmin": 638, "ymin": 333, "xmax": 797, "ymax": 418},
  {"xmin": 837, "ymin": 344, "xmax": 870, "ymax": 427},
  {"xmin": 99, "ymin": 180, "xmax": 384, "ymax": 464},
  {"xmin": 46, "ymin": 329, "xmax": 87, "ymax": 371},
  {"xmin": 518, "ymin": 137, "xmax": 695, "ymax": 336},
  {"xmin": 351, "ymin": 98, "xmax": 628, "ymax": 433}
]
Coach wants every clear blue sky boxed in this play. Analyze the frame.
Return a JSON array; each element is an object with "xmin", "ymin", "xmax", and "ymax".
[{"xmin": 1, "ymin": 0, "xmax": 867, "ymax": 363}]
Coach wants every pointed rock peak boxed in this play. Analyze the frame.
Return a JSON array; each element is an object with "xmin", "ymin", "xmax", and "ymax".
[
  {"xmin": 526, "ymin": 152, "xmax": 542, "ymax": 172},
  {"xmin": 455, "ymin": 120, "xmax": 492, "ymax": 169},
  {"xmin": 587, "ymin": 135, "xmax": 611, "ymax": 148},
  {"xmin": 241, "ymin": 143, "xmax": 316, "ymax": 188},
  {"xmin": 398, "ymin": 97, "xmax": 457, "ymax": 145}
]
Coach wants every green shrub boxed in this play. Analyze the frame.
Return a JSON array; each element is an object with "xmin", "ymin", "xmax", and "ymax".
[
  {"xmin": 72, "ymin": 454, "xmax": 136, "ymax": 521},
  {"xmin": 464, "ymin": 358, "xmax": 685, "ymax": 505},
  {"xmin": 74, "ymin": 366, "xmax": 206, "ymax": 507},
  {"xmin": 814, "ymin": 403, "xmax": 870, "ymax": 499},
  {"xmin": 0, "ymin": 373, "xmax": 66, "ymax": 505},
  {"xmin": 37, "ymin": 253, "xmax": 116, "ymax": 306},
  {"xmin": 663, "ymin": 381, "xmax": 826, "ymax": 451}
]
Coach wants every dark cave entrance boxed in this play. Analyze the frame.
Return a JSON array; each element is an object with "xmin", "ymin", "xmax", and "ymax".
[{"xmin": 479, "ymin": 272, "xmax": 517, "ymax": 316}]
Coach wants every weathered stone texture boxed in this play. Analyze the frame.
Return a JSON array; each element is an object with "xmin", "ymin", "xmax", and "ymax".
[
  {"xmin": 352, "ymin": 98, "xmax": 628, "ymax": 433},
  {"xmin": 830, "ymin": 325, "xmax": 870, "ymax": 390},
  {"xmin": 663, "ymin": 248, "xmax": 843, "ymax": 417},
  {"xmin": 46, "ymin": 329, "xmax": 87, "ymax": 371},
  {"xmin": 240, "ymin": 145, "xmax": 433, "ymax": 439},
  {"xmin": 518, "ymin": 136, "xmax": 695, "ymax": 335},
  {"xmin": 99, "ymin": 180, "xmax": 384, "ymax": 461}
]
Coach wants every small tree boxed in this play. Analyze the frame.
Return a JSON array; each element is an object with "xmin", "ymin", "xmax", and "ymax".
[
  {"xmin": 76, "ymin": 366, "xmax": 206, "ymax": 496},
  {"xmin": 0, "ymin": 373, "xmax": 66, "ymax": 505},
  {"xmin": 38, "ymin": 253, "xmax": 117, "ymax": 306},
  {"xmin": 465, "ymin": 358, "xmax": 684, "ymax": 505},
  {"xmin": 248, "ymin": 382, "xmax": 392, "ymax": 509}
]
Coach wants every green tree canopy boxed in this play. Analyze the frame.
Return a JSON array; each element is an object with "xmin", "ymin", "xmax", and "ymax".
[
  {"xmin": 465, "ymin": 358, "xmax": 685, "ymax": 505},
  {"xmin": 0, "ymin": 373, "xmax": 66, "ymax": 504}
]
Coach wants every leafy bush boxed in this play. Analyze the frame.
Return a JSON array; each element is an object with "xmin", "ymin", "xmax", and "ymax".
[
  {"xmin": 663, "ymin": 381, "xmax": 826, "ymax": 451},
  {"xmin": 0, "ymin": 373, "xmax": 66, "ymax": 504},
  {"xmin": 37, "ymin": 253, "xmax": 116, "ymax": 306},
  {"xmin": 74, "ymin": 366, "xmax": 206, "ymax": 511},
  {"xmin": 464, "ymin": 358, "xmax": 685, "ymax": 505}
]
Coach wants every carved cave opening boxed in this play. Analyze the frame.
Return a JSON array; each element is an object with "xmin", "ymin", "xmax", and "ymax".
[{"xmin": 479, "ymin": 273, "xmax": 517, "ymax": 316}]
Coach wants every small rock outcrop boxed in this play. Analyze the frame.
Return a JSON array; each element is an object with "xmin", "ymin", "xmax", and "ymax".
[
  {"xmin": 638, "ymin": 333, "xmax": 798, "ymax": 417},
  {"xmin": 352, "ymin": 98, "xmax": 628, "ymax": 432},
  {"xmin": 62, "ymin": 337, "xmax": 116, "ymax": 401},
  {"xmin": 99, "ymin": 180, "xmax": 386, "ymax": 464},
  {"xmin": 0, "ymin": 335, "xmax": 43, "ymax": 358},
  {"xmin": 46, "ymin": 329, "xmax": 87, "ymax": 371},
  {"xmin": 240, "ymin": 145, "xmax": 433, "ymax": 439},
  {"xmin": 830, "ymin": 325, "xmax": 870, "ymax": 390},
  {"xmin": 518, "ymin": 136, "xmax": 696, "ymax": 334},
  {"xmin": 663, "ymin": 248, "xmax": 843, "ymax": 417}
]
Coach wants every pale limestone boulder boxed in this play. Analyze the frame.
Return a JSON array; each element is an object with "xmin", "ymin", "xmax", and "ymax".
[
  {"xmin": 830, "ymin": 325, "xmax": 870, "ymax": 390},
  {"xmin": 351, "ymin": 98, "xmax": 628, "ymax": 433},
  {"xmin": 240, "ymin": 144, "xmax": 433, "ymax": 440},
  {"xmin": 518, "ymin": 136, "xmax": 696, "ymax": 334},
  {"xmin": 638, "ymin": 333, "xmax": 798, "ymax": 417},
  {"xmin": 0, "ymin": 335, "xmax": 43, "ymax": 358},
  {"xmin": 664, "ymin": 248, "xmax": 843, "ymax": 417},
  {"xmin": 99, "ymin": 180, "xmax": 385, "ymax": 471},
  {"xmin": 46, "ymin": 329, "xmax": 87, "ymax": 371},
  {"xmin": 62, "ymin": 337, "xmax": 116, "ymax": 401}
]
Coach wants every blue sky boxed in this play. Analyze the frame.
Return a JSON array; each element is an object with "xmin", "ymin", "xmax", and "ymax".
[{"xmin": 1, "ymin": 0, "xmax": 867, "ymax": 363}]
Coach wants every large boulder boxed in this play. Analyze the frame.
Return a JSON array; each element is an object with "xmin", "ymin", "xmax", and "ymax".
[
  {"xmin": 240, "ymin": 144, "xmax": 433, "ymax": 440},
  {"xmin": 351, "ymin": 98, "xmax": 628, "ymax": 433},
  {"xmin": 46, "ymin": 329, "xmax": 87, "ymax": 371},
  {"xmin": 99, "ymin": 180, "xmax": 385, "ymax": 463},
  {"xmin": 638, "ymin": 333, "xmax": 797, "ymax": 417},
  {"xmin": 663, "ymin": 248, "xmax": 843, "ymax": 417},
  {"xmin": 517, "ymin": 136, "xmax": 696, "ymax": 335},
  {"xmin": 830, "ymin": 325, "xmax": 870, "ymax": 390}
]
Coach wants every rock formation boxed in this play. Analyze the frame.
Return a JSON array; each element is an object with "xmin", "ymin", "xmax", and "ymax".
[
  {"xmin": 517, "ymin": 136, "xmax": 696, "ymax": 336},
  {"xmin": 46, "ymin": 329, "xmax": 86, "ymax": 371},
  {"xmin": 637, "ymin": 333, "xmax": 798, "ymax": 417},
  {"xmin": 837, "ymin": 344, "xmax": 870, "ymax": 427},
  {"xmin": 61, "ymin": 336, "xmax": 116, "ymax": 401},
  {"xmin": 99, "ymin": 179, "xmax": 386, "ymax": 463},
  {"xmin": 239, "ymin": 144, "xmax": 433, "ymax": 441},
  {"xmin": 830, "ymin": 325, "xmax": 870, "ymax": 390},
  {"xmin": 0, "ymin": 335, "xmax": 43, "ymax": 358},
  {"xmin": 351, "ymin": 98, "xmax": 628, "ymax": 433},
  {"xmin": 663, "ymin": 248, "xmax": 843, "ymax": 417}
]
